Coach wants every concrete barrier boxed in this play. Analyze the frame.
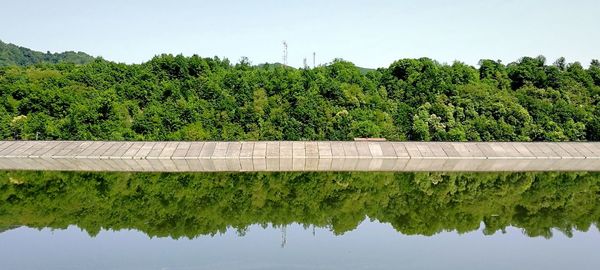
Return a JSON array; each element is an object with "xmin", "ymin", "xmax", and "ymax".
[{"xmin": 0, "ymin": 141, "xmax": 599, "ymax": 172}]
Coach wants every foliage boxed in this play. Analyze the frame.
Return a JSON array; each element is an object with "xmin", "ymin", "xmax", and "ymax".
[{"xmin": 1, "ymin": 48, "xmax": 599, "ymax": 141}]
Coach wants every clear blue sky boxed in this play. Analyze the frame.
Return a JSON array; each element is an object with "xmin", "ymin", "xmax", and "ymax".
[{"xmin": 1, "ymin": 0, "xmax": 598, "ymax": 68}]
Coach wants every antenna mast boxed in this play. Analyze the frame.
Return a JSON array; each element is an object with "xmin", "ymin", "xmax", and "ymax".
[
  {"xmin": 281, "ymin": 225, "xmax": 287, "ymax": 248},
  {"xmin": 282, "ymin": 41, "xmax": 288, "ymax": 66}
]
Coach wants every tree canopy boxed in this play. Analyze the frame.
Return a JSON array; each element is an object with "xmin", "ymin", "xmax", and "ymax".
[{"xmin": 1, "ymin": 52, "xmax": 599, "ymax": 141}]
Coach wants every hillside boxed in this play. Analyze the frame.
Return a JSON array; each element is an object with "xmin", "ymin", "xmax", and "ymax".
[
  {"xmin": 256, "ymin": 62, "xmax": 290, "ymax": 69},
  {"xmin": 0, "ymin": 43, "xmax": 599, "ymax": 142},
  {"xmin": 357, "ymin": 66, "xmax": 376, "ymax": 74},
  {"xmin": 0, "ymin": 40, "xmax": 95, "ymax": 67}
]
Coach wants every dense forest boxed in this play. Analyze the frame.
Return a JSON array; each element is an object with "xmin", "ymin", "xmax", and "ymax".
[
  {"xmin": 0, "ymin": 40, "xmax": 95, "ymax": 67},
  {"xmin": 1, "ymin": 171, "xmax": 598, "ymax": 238},
  {"xmin": 1, "ymin": 46, "xmax": 600, "ymax": 141}
]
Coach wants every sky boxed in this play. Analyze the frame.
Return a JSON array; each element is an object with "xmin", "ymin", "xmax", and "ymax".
[{"xmin": 1, "ymin": 0, "xmax": 599, "ymax": 68}]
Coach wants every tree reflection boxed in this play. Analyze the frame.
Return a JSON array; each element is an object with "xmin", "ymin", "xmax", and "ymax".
[{"xmin": 1, "ymin": 171, "xmax": 598, "ymax": 239}]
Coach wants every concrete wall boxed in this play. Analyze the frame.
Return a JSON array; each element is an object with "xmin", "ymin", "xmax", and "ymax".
[{"xmin": 0, "ymin": 141, "xmax": 599, "ymax": 172}]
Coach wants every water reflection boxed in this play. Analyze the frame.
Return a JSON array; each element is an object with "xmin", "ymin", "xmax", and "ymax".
[
  {"xmin": 1, "ymin": 171, "xmax": 599, "ymax": 239},
  {"xmin": 2, "ymin": 222, "xmax": 598, "ymax": 270}
]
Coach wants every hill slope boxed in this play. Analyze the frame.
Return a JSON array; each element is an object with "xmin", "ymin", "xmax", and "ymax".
[
  {"xmin": 0, "ymin": 40, "xmax": 95, "ymax": 67},
  {"xmin": 357, "ymin": 66, "xmax": 376, "ymax": 74}
]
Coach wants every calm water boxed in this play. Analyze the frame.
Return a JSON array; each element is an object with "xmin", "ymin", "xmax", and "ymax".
[{"xmin": 1, "ymin": 171, "xmax": 599, "ymax": 270}]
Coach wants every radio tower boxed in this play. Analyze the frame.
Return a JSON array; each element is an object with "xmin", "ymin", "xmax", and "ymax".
[
  {"xmin": 281, "ymin": 225, "xmax": 287, "ymax": 248},
  {"xmin": 282, "ymin": 41, "xmax": 288, "ymax": 66},
  {"xmin": 313, "ymin": 52, "xmax": 316, "ymax": 68}
]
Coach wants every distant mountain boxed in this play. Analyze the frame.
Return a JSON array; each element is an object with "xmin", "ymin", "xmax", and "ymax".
[
  {"xmin": 0, "ymin": 225, "xmax": 20, "ymax": 234},
  {"xmin": 356, "ymin": 66, "xmax": 376, "ymax": 74},
  {"xmin": 0, "ymin": 40, "xmax": 96, "ymax": 67},
  {"xmin": 256, "ymin": 62, "xmax": 292, "ymax": 69},
  {"xmin": 256, "ymin": 62, "xmax": 377, "ymax": 73}
]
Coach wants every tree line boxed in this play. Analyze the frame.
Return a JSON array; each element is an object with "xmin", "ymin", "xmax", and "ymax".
[{"xmin": 1, "ymin": 53, "xmax": 599, "ymax": 141}]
